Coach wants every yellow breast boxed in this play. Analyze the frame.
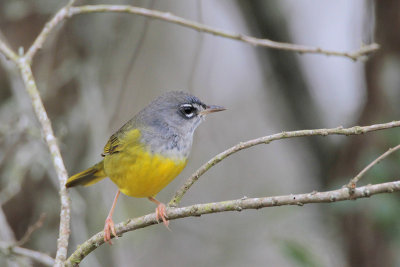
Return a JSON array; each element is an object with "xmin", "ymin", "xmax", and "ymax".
[{"xmin": 103, "ymin": 129, "xmax": 187, "ymax": 197}]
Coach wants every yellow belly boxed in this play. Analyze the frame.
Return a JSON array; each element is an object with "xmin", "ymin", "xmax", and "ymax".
[{"xmin": 103, "ymin": 145, "xmax": 187, "ymax": 198}]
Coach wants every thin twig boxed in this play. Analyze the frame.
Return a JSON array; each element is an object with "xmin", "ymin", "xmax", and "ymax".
[
  {"xmin": 16, "ymin": 60, "xmax": 70, "ymax": 267},
  {"xmin": 0, "ymin": 39, "xmax": 18, "ymax": 62},
  {"xmin": 65, "ymin": 179, "xmax": 400, "ymax": 266},
  {"xmin": 0, "ymin": 241, "xmax": 55, "ymax": 266},
  {"xmin": 169, "ymin": 121, "xmax": 400, "ymax": 207},
  {"xmin": 67, "ymin": 5, "xmax": 378, "ymax": 61},
  {"xmin": 0, "ymin": 30, "xmax": 71, "ymax": 266},
  {"xmin": 0, "ymin": 208, "xmax": 32, "ymax": 266},
  {"xmin": 1, "ymin": 3, "xmax": 76, "ymax": 265},
  {"xmin": 8, "ymin": 3, "xmax": 379, "ymax": 63},
  {"xmin": 16, "ymin": 213, "xmax": 46, "ymax": 247},
  {"xmin": 347, "ymin": 144, "xmax": 400, "ymax": 189},
  {"xmin": 24, "ymin": 5, "xmax": 73, "ymax": 63},
  {"xmin": 19, "ymin": 4, "xmax": 379, "ymax": 63}
]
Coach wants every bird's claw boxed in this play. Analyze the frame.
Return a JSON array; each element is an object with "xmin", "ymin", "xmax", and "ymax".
[
  {"xmin": 155, "ymin": 203, "xmax": 170, "ymax": 229},
  {"xmin": 104, "ymin": 217, "xmax": 117, "ymax": 244}
]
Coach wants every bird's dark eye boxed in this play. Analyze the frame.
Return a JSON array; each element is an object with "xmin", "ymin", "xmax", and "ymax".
[{"xmin": 179, "ymin": 104, "xmax": 196, "ymax": 118}]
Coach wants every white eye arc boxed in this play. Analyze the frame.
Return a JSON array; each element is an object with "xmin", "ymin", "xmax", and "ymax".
[{"xmin": 180, "ymin": 104, "xmax": 196, "ymax": 118}]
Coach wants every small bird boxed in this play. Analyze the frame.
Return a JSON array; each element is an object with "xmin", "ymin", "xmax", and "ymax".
[{"xmin": 66, "ymin": 91, "xmax": 225, "ymax": 244}]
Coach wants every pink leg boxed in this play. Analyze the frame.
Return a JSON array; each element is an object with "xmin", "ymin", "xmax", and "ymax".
[{"xmin": 104, "ymin": 190, "xmax": 120, "ymax": 244}]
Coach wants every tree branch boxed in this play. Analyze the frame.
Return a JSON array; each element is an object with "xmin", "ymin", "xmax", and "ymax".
[
  {"xmin": 66, "ymin": 180, "xmax": 400, "ymax": 266},
  {"xmin": 347, "ymin": 143, "xmax": 400, "ymax": 189},
  {"xmin": 25, "ymin": 5, "xmax": 73, "ymax": 63},
  {"xmin": 169, "ymin": 120, "xmax": 400, "ymax": 207},
  {"xmin": 16, "ymin": 213, "xmax": 46, "ymax": 247},
  {"xmin": 0, "ymin": 38, "xmax": 72, "ymax": 264},
  {"xmin": 18, "ymin": 4, "xmax": 379, "ymax": 63},
  {"xmin": 0, "ymin": 241, "xmax": 55, "ymax": 266},
  {"xmin": 0, "ymin": 39, "xmax": 18, "ymax": 62},
  {"xmin": 16, "ymin": 60, "xmax": 71, "ymax": 266},
  {"xmin": 0, "ymin": 207, "xmax": 32, "ymax": 266},
  {"xmin": 0, "ymin": 3, "xmax": 390, "ymax": 267},
  {"xmin": 67, "ymin": 5, "xmax": 378, "ymax": 61},
  {"xmin": 1, "ymin": 2, "xmax": 74, "ymax": 264}
]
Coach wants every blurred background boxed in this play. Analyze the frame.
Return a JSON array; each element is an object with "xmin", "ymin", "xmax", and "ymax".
[{"xmin": 1, "ymin": 0, "xmax": 400, "ymax": 266}]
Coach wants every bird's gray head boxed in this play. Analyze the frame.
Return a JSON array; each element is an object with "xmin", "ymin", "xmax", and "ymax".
[{"xmin": 136, "ymin": 91, "xmax": 225, "ymax": 158}]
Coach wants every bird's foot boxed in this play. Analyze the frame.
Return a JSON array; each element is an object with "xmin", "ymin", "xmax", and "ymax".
[
  {"xmin": 155, "ymin": 203, "xmax": 170, "ymax": 229},
  {"xmin": 104, "ymin": 216, "xmax": 117, "ymax": 244}
]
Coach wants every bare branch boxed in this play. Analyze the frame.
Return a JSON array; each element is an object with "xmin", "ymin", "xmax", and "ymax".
[
  {"xmin": 0, "ymin": 208, "xmax": 32, "ymax": 266},
  {"xmin": 25, "ymin": 4, "xmax": 74, "ymax": 63},
  {"xmin": 169, "ymin": 121, "xmax": 400, "ymax": 207},
  {"xmin": 0, "ymin": 241, "xmax": 55, "ymax": 267},
  {"xmin": 0, "ymin": 39, "xmax": 18, "ymax": 62},
  {"xmin": 347, "ymin": 144, "xmax": 400, "ymax": 189},
  {"xmin": 0, "ymin": 3, "xmax": 391, "ymax": 267},
  {"xmin": 16, "ymin": 213, "xmax": 46, "ymax": 247},
  {"xmin": 67, "ymin": 5, "xmax": 378, "ymax": 61},
  {"xmin": 16, "ymin": 60, "xmax": 70, "ymax": 266},
  {"xmin": 66, "ymin": 180, "xmax": 400, "ymax": 266},
  {"xmin": 0, "ymin": 4, "xmax": 73, "ymax": 266},
  {"xmin": 16, "ymin": 4, "xmax": 379, "ymax": 63},
  {"xmin": 0, "ymin": 29, "xmax": 71, "ymax": 267}
]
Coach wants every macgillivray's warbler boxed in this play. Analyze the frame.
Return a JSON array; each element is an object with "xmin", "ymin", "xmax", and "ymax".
[{"xmin": 66, "ymin": 91, "xmax": 225, "ymax": 244}]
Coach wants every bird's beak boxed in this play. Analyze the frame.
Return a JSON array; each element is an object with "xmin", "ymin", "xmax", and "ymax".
[{"xmin": 199, "ymin": 105, "xmax": 226, "ymax": 115}]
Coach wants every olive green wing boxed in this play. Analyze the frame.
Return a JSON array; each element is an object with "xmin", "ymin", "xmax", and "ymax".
[
  {"xmin": 102, "ymin": 124, "xmax": 142, "ymax": 157},
  {"xmin": 102, "ymin": 133, "xmax": 121, "ymax": 156}
]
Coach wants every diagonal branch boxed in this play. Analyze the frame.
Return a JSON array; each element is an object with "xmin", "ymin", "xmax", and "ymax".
[
  {"xmin": 16, "ymin": 60, "xmax": 70, "ymax": 266},
  {"xmin": 25, "ymin": 4, "xmax": 73, "ymax": 63},
  {"xmin": 66, "ymin": 180, "xmax": 400, "ymax": 266},
  {"xmin": 0, "ymin": 241, "xmax": 55, "ymax": 266},
  {"xmin": 169, "ymin": 121, "xmax": 400, "ymax": 207},
  {"xmin": 0, "ymin": 38, "xmax": 72, "ymax": 265},
  {"xmin": 347, "ymin": 143, "xmax": 400, "ymax": 189},
  {"xmin": 0, "ymin": 39, "xmax": 18, "ymax": 62},
  {"xmin": 16, "ymin": 213, "xmax": 46, "ymax": 247}
]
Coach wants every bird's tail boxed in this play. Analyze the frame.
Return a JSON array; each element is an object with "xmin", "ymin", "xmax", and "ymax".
[{"xmin": 66, "ymin": 161, "xmax": 106, "ymax": 188}]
